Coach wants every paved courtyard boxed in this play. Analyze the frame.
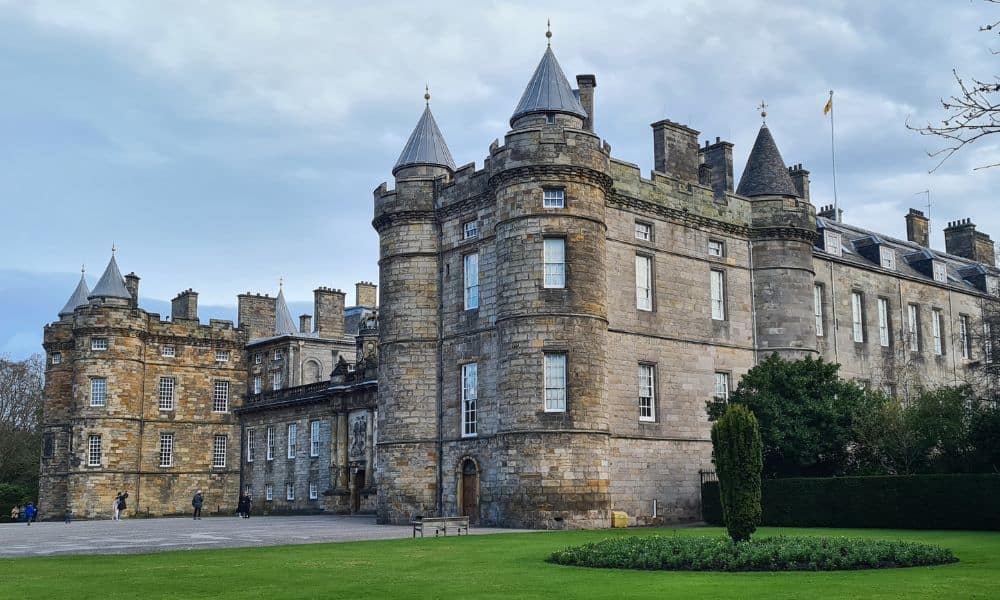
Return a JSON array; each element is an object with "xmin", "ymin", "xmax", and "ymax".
[{"xmin": 0, "ymin": 515, "xmax": 533, "ymax": 558}]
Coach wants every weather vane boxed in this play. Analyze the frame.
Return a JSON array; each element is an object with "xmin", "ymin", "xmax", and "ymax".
[
  {"xmin": 546, "ymin": 19, "xmax": 552, "ymax": 46},
  {"xmin": 424, "ymin": 84, "xmax": 430, "ymax": 106},
  {"xmin": 757, "ymin": 100, "xmax": 768, "ymax": 123}
]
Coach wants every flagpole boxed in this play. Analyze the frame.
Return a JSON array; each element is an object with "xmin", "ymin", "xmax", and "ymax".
[{"xmin": 828, "ymin": 89, "xmax": 839, "ymax": 222}]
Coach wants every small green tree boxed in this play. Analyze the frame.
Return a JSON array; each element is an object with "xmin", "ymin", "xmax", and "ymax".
[{"xmin": 711, "ymin": 403, "xmax": 763, "ymax": 543}]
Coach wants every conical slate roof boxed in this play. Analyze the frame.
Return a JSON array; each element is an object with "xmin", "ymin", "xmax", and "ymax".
[
  {"xmin": 510, "ymin": 46, "xmax": 588, "ymax": 126},
  {"xmin": 274, "ymin": 287, "xmax": 298, "ymax": 336},
  {"xmin": 737, "ymin": 124, "xmax": 799, "ymax": 198},
  {"xmin": 393, "ymin": 105, "xmax": 456, "ymax": 175},
  {"xmin": 59, "ymin": 272, "xmax": 90, "ymax": 317},
  {"xmin": 88, "ymin": 254, "xmax": 131, "ymax": 300}
]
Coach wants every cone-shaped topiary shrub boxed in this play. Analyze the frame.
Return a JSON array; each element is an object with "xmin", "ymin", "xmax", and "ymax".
[{"xmin": 711, "ymin": 403, "xmax": 762, "ymax": 542}]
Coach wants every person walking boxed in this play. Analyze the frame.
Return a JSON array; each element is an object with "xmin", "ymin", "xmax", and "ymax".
[
  {"xmin": 112, "ymin": 493, "xmax": 121, "ymax": 521},
  {"xmin": 117, "ymin": 491, "xmax": 129, "ymax": 519},
  {"xmin": 243, "ymin": 494, "xmax": 252, "ymax": 519},
  {"xmin": 24, "ymin": 502, "xmax": 36, "ymax": 526},
  {"xmin": 192, "ymin": 490, "xmax": 204, "ymax": 520},
  {"xmin": 10, "ymin": 504, "xmax": 20, "ymax": 523},
  {"xmin": 64, "ymin": 506, "xmax": 72, "ymax": 524}
]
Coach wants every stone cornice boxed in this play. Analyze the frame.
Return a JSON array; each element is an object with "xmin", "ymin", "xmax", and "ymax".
[
  {"xmin": 437, "ymin": 193, "xmax": 490, "ymax": 221},
  {"xmin": 608, "ymin": 194, "xmax": 751, "ymax": 238},
  {"xmin": 488, "ymin": 164, "xmax": 614, "ymax": 195},
  {"xmin": 372, "ymin": 210, "xmax": 436, "ymax": 232},
  {"xmin": 751, "ymin": 226, "xmax": 819, "ymax": 243}
]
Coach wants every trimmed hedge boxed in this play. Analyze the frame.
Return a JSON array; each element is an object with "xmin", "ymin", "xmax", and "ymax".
[
  {"xmin": 702, "ymin": 474, "xmax": 1000, "ymax": 530},
  {"xmin": 548, "ymin": 535, "xmax": 958, "ymax": 571}
]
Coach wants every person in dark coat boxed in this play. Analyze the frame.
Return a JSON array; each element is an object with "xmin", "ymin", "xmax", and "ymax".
[
  {"xmin": 237, "ymin": 494, "xmax": 249, "ymax": 519},
  {"xmin": 24, "ymin": 502, "xmax": 36, "ymax": 526},
  {"xmin": 192, "ymin": 491, "xmax": 204, "ymax": 520},
  {"xmin": 117, "ymin": 491, "xmax": 129, "ymax": 519}
]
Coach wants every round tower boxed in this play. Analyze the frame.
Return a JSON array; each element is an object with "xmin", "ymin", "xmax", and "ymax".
[
  {"xmin": 738, "ymin": 121, "xmax": 819, "ymax": 359},
  {"xmin": 373, "ymin": 92, "xmax": 455, "ymax": 524},
  {"xmin": 487, "ymin": 35, "xmax": 614, "ymax": 528}
]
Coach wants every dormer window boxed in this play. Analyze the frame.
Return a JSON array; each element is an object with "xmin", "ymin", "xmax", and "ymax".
[
  {"xmin": 880, "ymin": 247, "xmax": 896, "ymax": 270},
  {"xmin": 989, "ymin": 276, "xmax": 1000, "ymax": 296},
  {"xmin": 933, "ymin": 262, "xmax": 948, "ymax": 283},
  {"xmin": 823, "ymin": 231, "xmax": 842, "ymax": 257},
  {"xmin": 546, "ymin": 113, "xmax": 556, "ymax": 124}
]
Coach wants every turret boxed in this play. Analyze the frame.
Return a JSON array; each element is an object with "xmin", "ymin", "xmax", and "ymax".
[
  {"xmin": 740, "ymin": 118, "xmax": 818, "ymax": 358},
  {"xmin": 58, "ymin": 267, "xmax": 90, "ymax": 321},
  {"xmin": 373, "ymin": 90, "xmax": 453, "ymax": 523},
  {"xmin": 509, "ymin": 31, "xmax": 588, "ymax": 131},
  {"xmin": 88, "ymin": 248, "xmax": 132, "ymax": 308}
]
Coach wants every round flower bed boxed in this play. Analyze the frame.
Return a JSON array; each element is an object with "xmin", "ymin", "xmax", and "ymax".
[{"xmin": 548, "ymin": 536, "xmax": 957, "ymax": 572}]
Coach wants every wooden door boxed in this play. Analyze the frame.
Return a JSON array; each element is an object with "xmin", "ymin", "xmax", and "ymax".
[
  {"xmin": 351, "ymin": 470, "xmax": 365, "ymax": 513},
  {"xmin": 461, "ymin": 460, "xmax": 479, "ymax": 524}
]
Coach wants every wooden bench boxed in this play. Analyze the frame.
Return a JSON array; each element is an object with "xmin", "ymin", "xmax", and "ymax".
[{"xmin": 412, "ymin": 516, "xmax": 470, "ymax": 538}]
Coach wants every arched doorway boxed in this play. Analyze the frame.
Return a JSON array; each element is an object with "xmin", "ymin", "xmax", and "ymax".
[{"xmin": 460, "ymin": 459, "xmax": 479, "ymax": 524}]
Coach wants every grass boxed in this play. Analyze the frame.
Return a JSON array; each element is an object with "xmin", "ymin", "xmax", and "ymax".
[{"xmin": 1, "ymin": 526, "xmax": 998, "ymax": 599}]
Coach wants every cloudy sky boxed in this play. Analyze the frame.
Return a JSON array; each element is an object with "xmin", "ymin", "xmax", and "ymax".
[{"xmin": 1, "ymin": 0, "xmax": 998, "ymax": 359}]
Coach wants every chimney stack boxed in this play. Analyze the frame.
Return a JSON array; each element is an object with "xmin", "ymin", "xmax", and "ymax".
[
  {"xmin": 788, "ymin": 164, "xmax": 810, "ymax": 201},
  {"xmin": 237, "ymin": 293, "xmax": 277, "ymax": 340},
  {"xmin": 124, "ymin": 272, "xmax": 140, "ymax": 309},
  {"xmin": 651, "ymin": 119, "xmax": 700, "ymax": 182},
  {"xmin": 299, "ymin": 314, "xmax": 313, "ymax": 334},
  {"xmin": 817, "ymin": 204, "xmax": 843, "ymax": 223},
  {"xmin": 944, "ymin": 218, "xmax": 996, "ymax": 267},
  {"xmin": 171, "ymin": 289, "xmax": 198, "ymax": 321},
  {"xmin": 355, "ymin": 281, "xmax": 378, "ymax": 308},
  {"xmin": 905, "ymin": 208, "xmax": 930, "ymax": 247},
  {"xmin": 575, "ymin": 74, "xmax": 596, "ymax": 132},
  {"xmin": 698, "ymin": 136, "xmax": 734, "ymax": 200},
  {"xmin": 314, "ymin": 287, "xmax": 346, "ymax": 339}
]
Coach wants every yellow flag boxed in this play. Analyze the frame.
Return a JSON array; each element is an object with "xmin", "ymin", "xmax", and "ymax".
[{"xmin": 823, "ymin": 96, "xmax": 833, "ymax": 116}]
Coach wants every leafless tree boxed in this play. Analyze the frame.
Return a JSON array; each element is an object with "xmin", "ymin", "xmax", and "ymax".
[
  {"xmin": 908, "ymin": 1, "xmax": 999, "ymax": 172},
  {"xmin": 0, "ymin": 354, "xmax": 44, "ymax": 490}
]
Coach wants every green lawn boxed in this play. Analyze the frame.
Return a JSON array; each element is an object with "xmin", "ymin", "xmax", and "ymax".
[{"xmin": 2, "ymin": 527, "xmax": 998, "ymax": 599}]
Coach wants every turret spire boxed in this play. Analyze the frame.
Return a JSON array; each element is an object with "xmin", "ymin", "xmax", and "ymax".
[
  {"xmin": 736, "ymin": 123, "xmax": 799, "ymax": 198},
  {"xmin": 274, "ymin": 283, "xmax": 297, "ymax": 336},
  {"xmin": 88, "ymin": 249, "xmax": 132, "ymax": 300},
  {"xmin": 59, "ymin": 269, "xmax": 91, "ymax": 317},
  {"xmin": 509, "ymin": 34, "xmax": 588, "ymax": 127},
  {"xmin": 393, "ymin": 91, "xmax": 456, "ymax": 175}
]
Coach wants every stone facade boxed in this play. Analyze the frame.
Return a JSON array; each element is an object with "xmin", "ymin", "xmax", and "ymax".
[{"xmin": 372, "ymin": 41, "xmax": 1000, "ymax": 529}]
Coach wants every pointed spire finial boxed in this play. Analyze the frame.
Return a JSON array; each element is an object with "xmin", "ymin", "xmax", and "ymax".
[
  {"xmin": 81, "ymin": 264, "xmax": 86, "ymax": 275},
  {"xmin": 757, "ymin": 100, "xmax": 768, "ymax": 124},
  {"xmin": 424, "ymin": 84, "xmax": 430, "ymax": 106},
  {"xmin": 111, "ymin": 242, "xmax": 117, "ymax": 256},
  {"xmin": 279, "ymin": 276, "xmax": 284, "ymax": 290},
  {"xmin": 546, "ymin": 19, "xmax": 552, "ymax": 46}
]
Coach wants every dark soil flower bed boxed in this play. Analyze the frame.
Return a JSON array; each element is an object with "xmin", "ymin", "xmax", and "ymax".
[{"xmin": 547, "ymin": 535, "xmax": 958, "ymax": 571}]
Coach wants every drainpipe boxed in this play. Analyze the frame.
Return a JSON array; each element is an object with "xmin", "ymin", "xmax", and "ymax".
[
  {"xmin": 748, "ymin": 239, "xmax": 759, "ymax": 365},
  {"xmin": 436, "ymin": 214, "xmax": 445, "ymax": 516}
]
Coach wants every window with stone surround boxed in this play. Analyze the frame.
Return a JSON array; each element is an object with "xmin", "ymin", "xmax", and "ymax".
[
  {"xmin": 544, "ymin": 353, "xmax": 567, "ymax": 412},
  {"xmin": 823, "ymin": 231, "xmax": 842, "ymax": 257},
  {"xmin": 638, "ymin": 364, "xmax": 655, "ymax": 422},
  {"xmin": 463, "ymin": 220, "xmax": 478, "ymax": 240},
  {"xmin": 462, "ymin": 362, "xmax": 478, "ymax": 437},
  {"xmin": 932, "ymin": 309, "xmax": 944, "ymax": 355},
  {"xmin": 714, "ymin": 372, "xmax": 731, "ymax": 403},
  {"xmin": 880, "ymin": 247, "xmax": 896, "ymax": 270},
  {"xmin": 273, "ymin": 349, "xmax": 283, "ymax": 361},
  {"xmin": 933, "ymin": 261, "xmax": 948, "ymax": 283},
  {"xmin": 708, "ymin": 240, "xmax": 725, "ymax": 258},
  {"xmin": 814, "ymin": 284, "xmax": 824, "ymax": 337},
  {"xmin": 272, "ymin": 372, "xmax": 282, "ymax": 391},
  {"xmin": 91, "ymin": 337, "xmax": 108, "ymax": 351},
  {"xmin": 851, "ymin": 292, "xmax": 865, "ymax": 343},
  {"xmin": 161, "ymin": 345, "xmax": 175, "ymax": 358},
  {"xmin": 212, "ymin": 380, "xmax": 229, "ymax": 412},
  {"xmin": 960, "ymin": 315, "xmax": 971, "ymax": 359},
  {"xmin": 287, "ymin": 423, "xmax": 297, "ymax": 459},
  {"xmin": 545, "ymin": 113, "xmax": 556, "ymax": 125},
  {"xmin": 244, "ymin": 484, "xmax": 252, "ymax": 497},
  {"xmin": 636, "ymin": 254, "xmax": 652, "ymax": 311},
  {"xmin": 213, "ymin": 435, "xmax": 227, "ymax": 468},
  {"xmin": 265, "ymin": 484, "xmax": 273, "ymax": 501},
  {"xmin": 246, "ymin": 428, "xmax": 255, "ymax": 463},
  {"xmin": 266, "ymin": 426, "xmax": 275, "ymax": 460},
  {"xmin": 909, "ymin": 304, "xmax": 921, "ymax": 352},
  {"xmin": 635, "ymin": 221, "xmax": 652, "ymax": 241},
  {"xmin": 286, "ymin": 483, "xmax": 295, "ymax": 501},
  {"xmin": 309, "ymin": 482, "xmax": 318, "ymax": 500},
  {"xmin": 878, "ymin": 298, "xmax": 891, "ymax": 347},
  {"xmin": 986, "ymin": 322, "xmax": 995, "ymax": 364},
  {"xmin": 159, "ymin": 433, "xmax": 173, "ymax": 467},
  {"xmin": 42, "ymin": 433, "xmax": 54, "ymax": 459},
  {"xmin": 543, "ymin": 188, "xmax": 564, "ymax": 208},
  {"xmin": 215, "ymin": 350, "xmax": 230, "ymax": 363},
  {"xmin": 543, "ymin": 238, "xmax": 565, "ymax": 289},
  {"xmin": 310, "ymin": 420, "xmax": 321, "ymax": 457},
  {"xmin": 710, "ymin": 270, "xmax": 726, "ymax": 321},
  {"xmin": 254, "ymin": 352, "xmax": 262, "ymax": 365},
  {"xmin": 90, "ymin": 377, "xmax": 107, "ymax": 407},
  {"xmin": 51, "ymin": 352, "xmax": 61, "ymax": 365},
  {"xmin": 464, "ymin": 252, "xmax": 479, "ymax": 310},
  {"xmin": 87, "ymin": 434, "xmax": 101, "ymax": 466},
  {"xmin": 158, "ymin": 377, "xmax": 175, "ymax": 411},
  {"xmin": 253, "ymin": 375, "xmax": 262, "ymax": 395}
]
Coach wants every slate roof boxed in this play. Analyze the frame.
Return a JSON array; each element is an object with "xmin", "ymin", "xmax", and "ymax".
[
  {"xmin": 88, "ymin": 254, "xmax": 131, "ymax": 300},
  {"xmin": 59, "ymin": 272, "xmax": 90, "ymax": 317},
  {"xmin": 510, "ymin": 46, "xmax": 588, "ymax": 126},
  {"xmin": 274, "ymin": 287, "xmax": 298, "ymax": 336},
  {"xmin": 393, "ymin": 105, "xmax": 456, "ymax": 174},
  {"xmin": 736, "ymin": 125, "xmax": 799, "ymax": 198},
  {"xmin": 816, "ymin": 216, "xmax": 999, "ymax": 292}
]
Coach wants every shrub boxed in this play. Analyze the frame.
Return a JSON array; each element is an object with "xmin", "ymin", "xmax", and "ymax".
[
  {"xmin": 701, "ymin": 474, "xmax": 1000, "ymax": 530},
  {"xmin": 711, "ymin": 404, "xmax": 762, "ymax": 542},
  {"xmin": 548, "ymin": 535, "xmax": 957, "ymax": 571}
]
